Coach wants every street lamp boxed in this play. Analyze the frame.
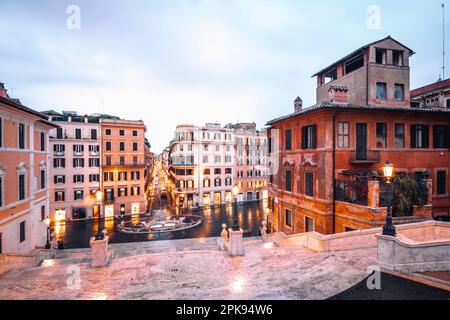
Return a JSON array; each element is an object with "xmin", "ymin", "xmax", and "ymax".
[
  {"xmin": 45, "ymin": 218, "xmax": 51, "ymax": 249},
  {"xmin": 232, "ymin": 186, "xmax": 240, "ymax": 231},
  {"xmin": 95, "ymin": 190, "xmax": 105, "ymax": 240},
  {"xmin": 382, "ymin": 161, "xmax": 396, "ymax": 237}
]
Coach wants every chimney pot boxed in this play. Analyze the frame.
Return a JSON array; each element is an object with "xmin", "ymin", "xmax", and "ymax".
[
  {"xmin": 294, "ymin": 97, "xmax": 303, "ymax": 113},
  {"xmin": 0, "ymin": 82, "xmax": 8, "ymax": 98}
]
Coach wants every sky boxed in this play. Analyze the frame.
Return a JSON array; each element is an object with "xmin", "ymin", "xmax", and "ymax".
[{"xmin": 0, "ymin": 0, "xmax": 448, "ymax": 153}]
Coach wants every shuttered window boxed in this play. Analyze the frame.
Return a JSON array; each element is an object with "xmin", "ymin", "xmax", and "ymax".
[
  {"xmin": 437, "ymin": 171, "xmax": 447, "ymax": 195},
  {"xmin": 285, "ymin": 129, "xmax": 292, "ymax": 151},
  {"xmin": 302, "ymin": 125, "xmax": 317, "ymax": 149},
  {"xmin": 433, "ymin": 125, "xmax": 450, "ymax": 149},
  {"xmin": 305, "ymin": 172, "xmax": 314, "ymax": 197},
  {"xmin": 285, "ymin": 170, "xmax": 292, "ymax": 192},
  {"xmin": 411, "ymin": 125, "xmax": 429, "ymax": 149}
]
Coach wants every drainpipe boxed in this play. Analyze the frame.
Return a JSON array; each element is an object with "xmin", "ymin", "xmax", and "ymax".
[{"xmin": 332, "ymin": 111, "xmax": 341, "ymax": 234}]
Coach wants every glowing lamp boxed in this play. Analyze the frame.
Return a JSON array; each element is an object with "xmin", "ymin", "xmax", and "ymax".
[
  {"xmin": 382, "ymin": 161, "xmax": 394, "ymax": 181},
  {"xmin": 232, "ymin": 186, "xmax": 239, "ymax": 197},
  {"xmin": 95, "ymin": 190, "xmax": 104, "ymax": 202},
  {"xmin": 45, "ymin": 218, "xmax": 51, "ymax": 226}
]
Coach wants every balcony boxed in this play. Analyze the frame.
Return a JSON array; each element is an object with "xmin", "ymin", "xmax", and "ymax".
[
  {"xmin": 349, "ymin": 150, "xmax": 381, "ymax": 165},
  {"xmin": 54, "ymin": 151, "xmax": 65, "ymax": 156},
  {"xmin": 89, "ymin": 151, "xmax": 100, "ymax": 156}
]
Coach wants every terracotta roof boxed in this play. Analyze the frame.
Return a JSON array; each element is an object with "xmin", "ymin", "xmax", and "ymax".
[
  {"xmin": 266, "ymin": 102, "xmax": 450, "ymax": 126},
  {"xmin": 411, "ymin": 78, "xmax": 450, "ymax": 97}
]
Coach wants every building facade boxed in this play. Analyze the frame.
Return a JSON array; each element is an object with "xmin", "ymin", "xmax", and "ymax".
[
  {"xmin": 0, "ymin": 82, "xmax": 57, "ymax": 254},
  {"xmin": 44, "ymin": 111, "xmax": 102, "ymax": 222},
  {"xmin": 101, "ymin": 119, "xmax": 148, "ymax": 218},
  {"xmin": 410, "ymin": 78, "xmax": 450, "ymax": 109},
  {"xmin": 267, "ymin": 36, "xmax": 450, "ymax": 236},
  {"xmin": 168, "ymin": 123, "xmax": 269, "ymax": 208}
]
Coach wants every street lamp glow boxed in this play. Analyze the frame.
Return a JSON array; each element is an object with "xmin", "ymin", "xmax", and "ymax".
[
  {"xmin": 95, "ymin": 190, "xmax": 104, "ymax": 202},
  {"xmin": 232, "ymin": 186, "xmax": 239, "ymax": 197},
  {"xmin": 45, "ymin": 218, "xmax": 51, "ymax": 226},
  {"xmin": 383, "ymin": 161, "xmax": 394, "ymax": 181}
]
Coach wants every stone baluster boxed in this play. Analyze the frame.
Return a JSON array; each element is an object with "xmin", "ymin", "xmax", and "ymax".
[{"xmin": 221, "ymin": 223, "xmax": 228, "ymax": 241}]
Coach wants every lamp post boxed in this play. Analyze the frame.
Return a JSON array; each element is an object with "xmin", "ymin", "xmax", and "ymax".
[
  {"xmin": 44, "ymin": 218, "xmax": 51, "ymax": 249},
  {"xmin": 94, "ymin": 190, "xmax": 105, "ymax": 240},
  {"xmin": 382, "ymin": 161, "xmax": 396, "ymax": 237},
  {"xmin": 232, "ymin": 186, "xmax": 240, "ymax": 231}
]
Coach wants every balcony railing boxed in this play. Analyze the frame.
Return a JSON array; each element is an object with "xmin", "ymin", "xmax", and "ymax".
[
  {"xmin": 349, "ymin": 150, "xmax": 381, "ymax": 164},
  {"xmin": 54, "ymin": 151, "xmax": 65, "ymax": 156},
  {"xmin": 335, "ymin": 179, "xmax": 368, "ymax": 206}
]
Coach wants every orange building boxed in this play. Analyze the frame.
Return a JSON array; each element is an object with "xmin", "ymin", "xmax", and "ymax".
[
  {"xmin": 0, "ymin": 82, "xmax": 58, "ymax": 254},
  {"xmin": 267, "ymin": 37, "xmax": 450, "ymax": 235},
  {"xmin": 100, "ymin": 118, "xmax": 148, "ymax": 218}
]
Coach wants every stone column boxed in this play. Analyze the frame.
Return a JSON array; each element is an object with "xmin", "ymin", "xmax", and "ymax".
[
  {"xmin": 368, "ymin": 180, "xmax": 380, "ymax": 208},
  {"xmin": 228, "ymin": 228, "xmax": 244, "ymax": 256},
  {"xmin": 90, "ymin": 236, "xmax": 111, "ymax": 268}
]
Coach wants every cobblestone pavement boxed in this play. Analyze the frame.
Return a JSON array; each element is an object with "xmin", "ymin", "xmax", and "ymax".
[{"xmin": 0, "ymin": 239, "xmax": 377, "ymax": 300}]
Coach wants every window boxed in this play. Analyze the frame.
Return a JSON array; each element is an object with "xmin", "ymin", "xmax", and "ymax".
[
  {"xmin": 394, "ymin": 124, "xmax": 405, "ymax": 149},
  {"xmin": 73, "ymin": 158, "xmax": 84, "ymax": 168},
  {"xmin": 18, "ymin": 174, "xmax": 25, "ymax": 201},
  {"xmin": 338, "ymin": 122, "xmax": 349, "ymax": 148},
  {"xmin": 133, "ymin": 130, "xmax": 138, "ymax": 137},
  {"xmin": 214, "ymin": 168, "xmax": 221, "ymax": 175},
  {"xmin": 54, "ymin": 158, "xmax": 65, "ymax": 168},
  {"xmin": 91, "ymin": 129, "xmax": 97, "ymax": 140},
  {"xmin": 120, "ymin": 130, "xmax": 125, "ymax": 136},
  {"xmin": 120, "ymin": 142, "xmax": 125, "ymax": 151},
  {"xmin": 305, "ymin": 172, "xmax": 314, "ymax": 197},
  {"xmin": 40, "ymin": 170, "xmax": 45, "ymax": 189},
  {"xmin": 285, "ymin": 170, "xmax": 292, "ymax": 192},
  {"xmin": 133, "ymin": 142, "xmax": 138, "ymax": 151},
  {"xmin": 225, "ymin": 168, "xmax": 232, "ymax": 175},
  {"xmin": 105, "ymin": 141, "xmax": 111, "ymax": 151},
  {"xmin": 54, "ymin": 144, "xmax": 65, "ymax": 154},
  {"xmin": 0, "ymin": 176, "xmax": 3, "ymax": 207},
  {"xmin": 203, "ymin": 179, "xmax": 210, "ymax": 187},
  {"xmin": 302, "ymin": 125, "xmax": 317, "ymax": 149},
  {"xmin": 73, "ymin": 175, "xmax": 84, "ymax": 183},
  {"xmin": 120, "ymin": 156, "xmax": 125, "ymax": 165},
  {"xmin": 54, "ymin": 175, "xmax": 65, "ymax": 184},
  {"xmin": 376, "ymin": 82, "xmax": 387, "ymax": 100},
  {"xmin": 285, "ymin": 209, "xmax": 292, "ymax": 227},
  {"xmin": 285, "ymin": 129, "xmax": 292, "ymax": 150},
  {"xmin": 55, "ymin": 191, "xmax": 65, "ymax": 202},
  {"xmin": 214, "ymin": 156, "xmax": 221, "ymax": 163},
  {"xmin": 74, "ymin": 190, "xmax": 84, "ymax": 200},
  {"xmin": 105, "ymin": 129, "xmax": 111, "ymax": 136},
  {"xmin": 89, "ymin": 174, "xmax": 100, "ymax": 182},
  {"xmin": 105, "ymin": 156, "xmax": 111, "ymax": 166},
  {"xmin": 433, "ymin": 125, "xmax": 450, "ymax": 148},
  {"xmin": 41, "ymin": 205, "xmax": 46, "ymax": 221},
  {"xmin": 447, "ymin": 99, "xmax": 450, "ymax": 108},
  {"xmin": 18, "ymin": 123, "xmax": 25, "ymax": 149},
  {"xmin": 73, "ymin": 144, "xmax": 84, "ymax": 154},
  {"xmin": 89, "ymin": 145, "xmax": 99, "ymax": 153},
  {"xmin": 204, "ymin": 169, "xmax": 210, "ymax": 175},
  {"xmin": 19, "ymin": 221, "xmax": 26, "ymax": 243},
  {"xmin": 344, "ymin": 54, "xmax": 364, "ymax": 74},
  {"xmin": 56, "ymin": 127, "xmax": 63, "ymax": 139},
  {"xmin": 131, "ymin": 186, "xmax": 140, "ymax": 196},
  {"xmin": 394, "ymin": 84, "xmax": 405, "ymax": 101},
  {"xmin": 133, "ymin": 156, "xmax": 138, "ymax": 165},
  {"xmin": 118, "ymin": 187, "xmax": 128, "ymax": 197},
  {"xmin": 75, "ymin": 128, "xmax": 82, "ymax": 139},
  {"xmin": 203, "ymin": 156, "xmax": 209, "ymax": 164},
  {"xmin": 376, "ymin": 123, "xmax": 387, "ymax": 148},
  {"xmin": 0, "ymin": 117, "xmax": 2, "ymax": 148},
  {"xmin": 375, "ymin": 48, "xmax": 387, "ymax": 64},
  {"xmin": 322, "ymin": 68, "xmax": 337, "ymax": 85},
  {"xmin": 214, "ymin": 178, "xmax": 221, "ymax": 187},
  {"xmin": 225, "ymin": 155, "xmax": 232, "ymax": 163},
  {"xmin": 215, "ymin": 145, "xmax": 220, "ymax": 152},
  {"xmin": 118, "ymin": 172, "xmax": 128, "ymax": 181},
  {"xmin": 411, "ymin": 125, "xmax": 429, "ymax": 149},
  {"xmin": 225, "ymin": 177, "xmax": 232, "ymax": 186},
  {"xmin": 104, "ymin": 172, "xmax": 114, "ymax": 182},
  {"xmin": 393, "ymin": 50, "xmax": 404, "ymax": 66},
  {"xmin": 89, "ymin": 158, "xmax": 100, "ymax": 167},
  {"xmin": 40, "ymin": 132, "xmax": 45, "ymax": 151},
  {"xmin": 437, "ymin": 171, "xmax": 447, "ymax": 195},
  {"xmin": 131, "ymin": 171, "xmax": 140, "ymax": 180},
  {"xmin": 0, "ymin": 232, "xmax": 2, "ymax": 254},
  {"xmin": 305, "ymin": 217, "xmax": 314, "ymax": 232}
]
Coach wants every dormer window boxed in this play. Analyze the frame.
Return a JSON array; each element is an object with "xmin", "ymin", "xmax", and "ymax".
[
  {"xmin": 393, "ymin": 50, "xmax": 404, "ymax": 66},
  {"xmin": 375, "ymin": 48, "xmax": 387, "ymax": 64}
]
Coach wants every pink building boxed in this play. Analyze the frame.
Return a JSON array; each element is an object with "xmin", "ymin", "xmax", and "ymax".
[
  {"xmin": 0, "ymin": 82, "xmax": 57, "ymax": 254},
  {"xmin": 43, "ymin": 111, "xmax": 102, "ymax": 222}
]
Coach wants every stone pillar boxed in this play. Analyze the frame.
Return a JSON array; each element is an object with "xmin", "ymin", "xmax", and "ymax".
[
  {"xmin": 221, "ymin": 224, "xmax": 228, "ymax": 241},
  {"xmin": 228, "ymin": 229, "xmax": 244, "ymax": 256},
  {"xmin": 90, "ymin": 236, "xmax": 112, "ymax": 268},
  {"xmin": 261, "ymin": 221, "xmax": 268, "ymax": 243},
  {"xmin": 426, "ymin": 179, "xmax": 433, "ymax": 205},
  {"xmin": 368, "ymin": 180, "xmax": 380, "ymax": 208}
]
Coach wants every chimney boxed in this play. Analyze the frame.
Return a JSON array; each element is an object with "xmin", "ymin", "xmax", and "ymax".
[
  {"xmin": 0, "ymin": 82, "xmax": 8, "ymax": 98},
  {"xmin": 328, "ymin": 86, "xmax": 348, "ymax": 104},
  {"xmin": 294, "ymin": 97, "xmax": 303, "ymax": 113}
]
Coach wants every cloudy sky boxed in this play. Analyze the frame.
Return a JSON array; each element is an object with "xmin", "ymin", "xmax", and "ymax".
[{"xmin": 0, "ymin": 0, "xmax": 448, "ymax": 152}]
